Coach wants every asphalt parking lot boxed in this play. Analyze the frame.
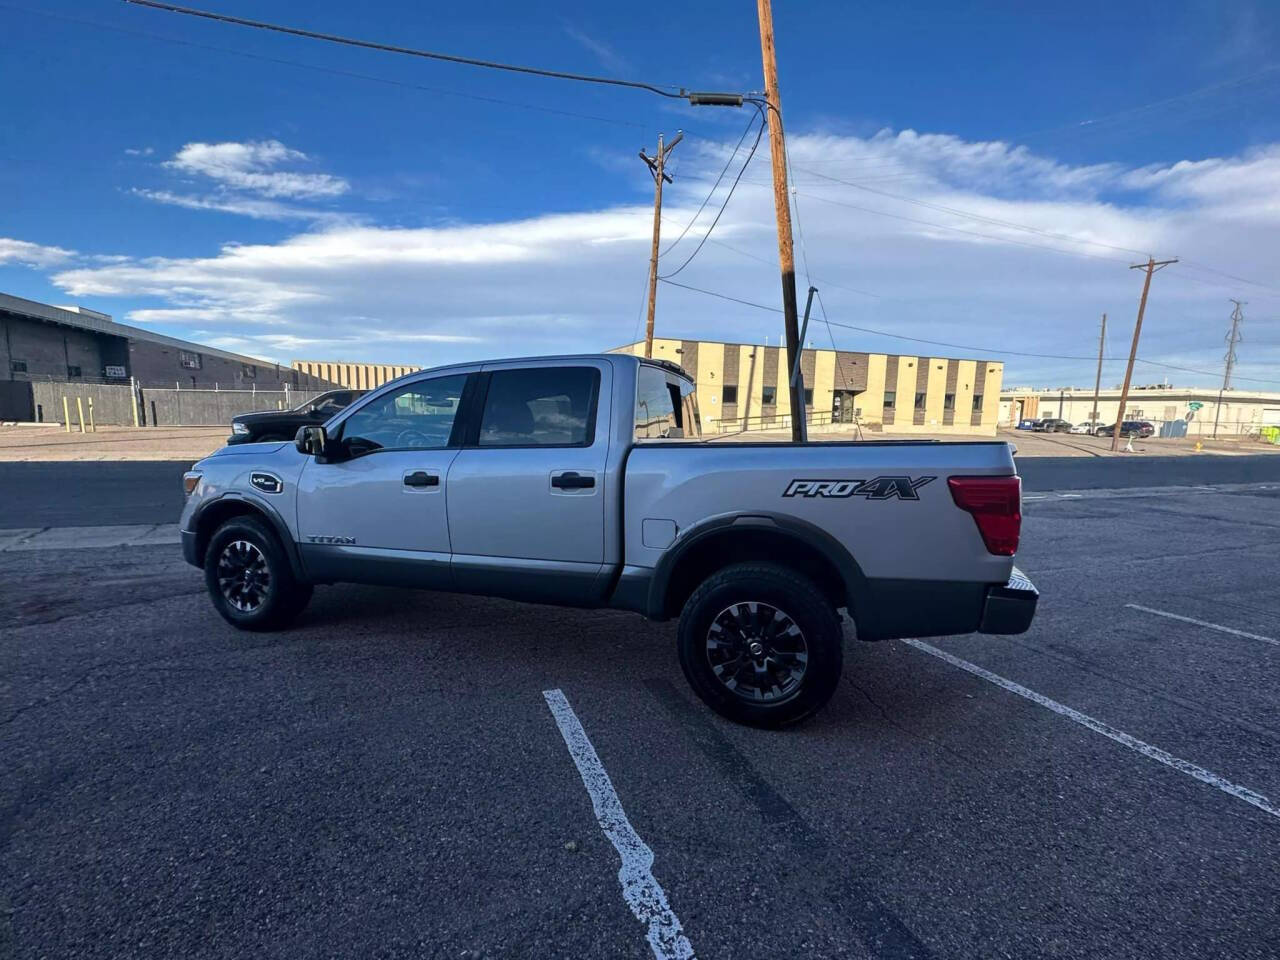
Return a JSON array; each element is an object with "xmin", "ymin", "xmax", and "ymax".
[{"xmin": 3, "ymin": 461, "xmax": 1279, "ymax": 959}]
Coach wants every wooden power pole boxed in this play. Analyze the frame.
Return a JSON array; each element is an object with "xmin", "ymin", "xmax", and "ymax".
[
  {"xmin": 757, "ymin": 0, "xmax": 805, "ymax": 441},
  {"xmin": 1111, "ymin": 257, "xmax": 1177, "ymax": 451},
  {"xmin": 640, "ymin": 131, "xmax": 682, "ymax": 359},
  {"xmin": 1090, "ymin": 312, "xmax": 1106, "ymax": 424}
]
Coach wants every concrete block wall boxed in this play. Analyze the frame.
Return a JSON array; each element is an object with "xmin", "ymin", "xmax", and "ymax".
[
  {"xmin": 31, "ymin": 381, "xmax": 136, "ymax": 426},
  {"xmin": 25, "ymin": 381, "xmax": 325, "ymax": 426},
  {"xmin": 143, "ymin": 389, "xmax": 323, "ymax": 426}
]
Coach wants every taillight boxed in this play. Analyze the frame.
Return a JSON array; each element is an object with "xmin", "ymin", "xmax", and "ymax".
[{"xmin": 948, "ymin": 475, "xmax": 1021, "ymax": 556}]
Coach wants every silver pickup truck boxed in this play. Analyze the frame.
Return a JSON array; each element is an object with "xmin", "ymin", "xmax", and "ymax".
[{"xmin": 180, "ymin": 353, "xmax": 1036, "ymax": 726}]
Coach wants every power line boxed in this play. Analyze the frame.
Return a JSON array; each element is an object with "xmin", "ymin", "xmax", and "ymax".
[
  {"xmin": 658, "ymin": 105, "xmax": 766, "ymax": 280},
  {"xmin": 124, "ymin": 0, "xmax": 690, "ymax": 100},
  {"xmin": 793, "ymin": 190, "xmax": 1131, "ymax": 265},
  {"xmin": 659, "ymin": 279, "xmax": 1280, "ymax": 384},
  {"xmin": 4, "ymin": 3, "xmax": 650, "ymax": 131},
  {"xmin": 791, "ymin": 163, "xmax": 1152, "ymax": 257},
  {"xmin": 659, "ymin": 111, "xmax": 759, "ymax": 258},
  {"xmin": 1003, "ymin": 63, "xmax": 1280, "ymax": 145},
  {"xmin": 789, "ymin": 165, "xmax": 1280, "ymax": 299}
]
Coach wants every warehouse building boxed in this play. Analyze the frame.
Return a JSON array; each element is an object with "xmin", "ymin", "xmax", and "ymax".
[
  {"xmin": 291, "ymin": 360, "xmax": 421, "ymax": 391},
  {"xmin": 0, "ymin": 292, "xmax": 323, "ymax": 390},
  {"xmin": 1002, "ymin": 386, "xmax": 1280, "ymax": 437},
  {"xmin": 614, "ymin": 338, "xmax": 1003, "ymax": 435}
]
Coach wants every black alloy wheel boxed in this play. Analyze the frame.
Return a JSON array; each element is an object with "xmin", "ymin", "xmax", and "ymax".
[
  {"xmin": 216, "ymin": 539, "xmax": 271, "ymax": 613},
  {"xmin": 203, "ymin": 514, "xmax": 312, "ymax": 630},
  {"xmin": 705, "ymin": 601, "xmax": 809, "ymax": 705}
]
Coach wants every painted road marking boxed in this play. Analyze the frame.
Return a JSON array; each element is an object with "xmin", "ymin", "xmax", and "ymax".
[
  {"xmin": 1126, "ymin": 603, "xmax": 1280, "ymax": 648},
  {"xmin": 903, "ymin": 640, "xmax": 1280, "ymax": 821},
  {"xmin": 543, "ymin": 689, "xmax": 695, "ymax": 960}
]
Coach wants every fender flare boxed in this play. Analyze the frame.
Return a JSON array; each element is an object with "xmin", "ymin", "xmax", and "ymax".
[
  {"xmin": 645, "ymin": 511, "xmax": 870, "ymax": 619},
  {"xmin": 189, "ymin": 492, "xmax": 306, "ymax": 580}
]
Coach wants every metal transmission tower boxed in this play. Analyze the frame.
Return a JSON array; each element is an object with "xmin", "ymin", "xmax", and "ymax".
[
  {"xmin": 1090, "ymin": 313, "xmax": 1107, "ymax": 424},
  {"xmin": 1212, "ymin": 300, "xmax": 1245, "ymax": 439}
]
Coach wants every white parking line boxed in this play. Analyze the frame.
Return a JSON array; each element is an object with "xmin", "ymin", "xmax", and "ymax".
[
  {"xmin": 902, "ymin": 640, "xmax": 1280, "ymax": 821},
  {"xmin": 1125, "ymin": 603, "xmax": 1280, "ymax": 648},
  {"xmin": 542, "ymin": 689, "xmax": 695, "ymax": 960}
]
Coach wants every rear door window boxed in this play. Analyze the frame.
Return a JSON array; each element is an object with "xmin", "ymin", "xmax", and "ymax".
[
  {"xmin": 635, "ymin": 364, "xmax": 700, "ymax": 440},
  {"xmin": 477, "ymin": 367, "xmax": 599, "ymax": 447}
]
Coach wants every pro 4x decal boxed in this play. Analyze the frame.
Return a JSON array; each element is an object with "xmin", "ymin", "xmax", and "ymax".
[{"xmin": 782, "ymin": 476, "xmax": 935, "ymax": 501}]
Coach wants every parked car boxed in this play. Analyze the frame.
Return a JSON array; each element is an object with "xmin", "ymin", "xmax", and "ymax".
[
  {"xmin": 1070, "ymin": 420, "xmax": 1104, "ymax": 434},
  {"xmin": 227, "ymin": 389, "xmax": 366, "ymax": 444},
  {"xmin": 1096, "ymin": 420, "xmax": 1154, "ymax": 438},
  {"xmin": 180, "ymin": 353, "xmax": 1037, "ymax": 728},
  {"xmin": 1016, "ymin": 418, "xmax": 1041, "ymax": 430},
  {"xmin": 1033, "ymin": 418, "xmax": 1073, "ymax": 433}
]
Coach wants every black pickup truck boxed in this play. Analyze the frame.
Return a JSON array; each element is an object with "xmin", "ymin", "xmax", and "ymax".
[{"xmin": 227, "ymin": 389, "xmax": 365, "ymax": 444}]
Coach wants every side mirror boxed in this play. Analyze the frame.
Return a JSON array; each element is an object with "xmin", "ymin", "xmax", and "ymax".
[{"xmin": 296, "ymin": 424, "xmax": 326, "ymax": 456}]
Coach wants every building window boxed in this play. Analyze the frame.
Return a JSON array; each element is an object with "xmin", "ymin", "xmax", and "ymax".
[
  {"xmin": 944, "ymin": 393, "xmax": 955, "ymax": 410},
  {"xmin": 883, "ymin": 391, "xmax": 896, "ymax": 409},
  {"xmin": 722, "ymin": 385, "xmax": 738, "ymax": 405},
  {"xmin": 242, "ymin": 365, "xmax": 256, "ymax": 380},
  {"xmin": 914, "ymin": 392, "xmax": 926, "ymax": 408},
  {"xmin": 10, "ymin": 360, "xmax": 27, "ymax": 374},
  {"xmin": 804, "ymin": 388, "xmax": 813, "ymax": 405},
  {"xmin": 179, "ymin": 350, "xmax": 202, "ymax": 370},
  {"xmin": 762, "ymin": 386, "xmax": 776, "ymax": 405},
  {"xmin": 67, "ymin": 365, "xmax": 82, "ymax": 378},
  {"xmin": 972, "ymin": 394, "xmax": 984, "ymax": 412}
]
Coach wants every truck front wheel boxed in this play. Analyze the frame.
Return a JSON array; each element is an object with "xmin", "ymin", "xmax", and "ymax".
[
  {"xmin": 677, "ymin": 562, "xmax": 843, "ymax": 728},
  {"xmin": 204, "ymin": 515, "xmax": 313, "ymax": 631}
]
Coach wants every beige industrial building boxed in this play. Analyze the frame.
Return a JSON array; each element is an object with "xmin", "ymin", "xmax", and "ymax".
[
  {"xmin": 1002, "ymin": 386, "xmax": 1280, "ymax": 436},
  {"xmin": 291, "ymin": 360, "xmax": 421, "ymax": 391},
  {"xmin": 614, "ymin": 338, "xmax": 1003, "ymax": 435}
]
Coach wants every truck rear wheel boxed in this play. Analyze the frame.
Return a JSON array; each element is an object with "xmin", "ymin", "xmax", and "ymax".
[
  {"xmin": 677, "ymin": 562, "xmax": 843, "ymax": 728},
  {"xmin": 204, "ymin": 515, "xmax": 312, "ymax": 631}
]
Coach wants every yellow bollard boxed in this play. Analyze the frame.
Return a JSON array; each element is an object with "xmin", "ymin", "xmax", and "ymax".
[
  {"xmin": 88, "ymin": 398, "xmax": 96, "ymax": 433},
  {"xmin": 63, "ymin": 396, "xmax": 71, "ymax": 432},
  {"xmin": 1194, "ymin": 439, "xmax": 1203, "ymax": 453},
  {"xmin": 76, "ymin": 397, "xmax": 85, "ymax": 434}
]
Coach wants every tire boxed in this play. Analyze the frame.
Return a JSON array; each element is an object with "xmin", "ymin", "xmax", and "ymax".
[
  {"xmin": 203, "ymin": 514, "xmax": 313, "ymax": 631},
  {"xmin": 677, "ymin": 562, "xmax": 843, "ymax": 728}
]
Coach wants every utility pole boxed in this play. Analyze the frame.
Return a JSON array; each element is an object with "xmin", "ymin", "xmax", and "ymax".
[
  {"xmin": 1112, "ymin": 257, "xmax": 1177, "ymax": 451},
  {"xmin": 1212, "ymin": 299, "xmax": 1245, "ymax": 439},
  {"xmin": 1090, "ymin": 313, "xmax": 1106, "ymax": 424},
  {"xmin": 757, "ymin": 0, "xmax": 805, "ymax": 441},
  {"xmin": 640, "ymin": 131, "xmax": 682, "ymax": 359}
]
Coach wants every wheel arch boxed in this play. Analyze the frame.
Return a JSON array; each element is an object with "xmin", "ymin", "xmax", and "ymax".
[
  {"xmin": 191, "ymin": 494, "xmax": 305, "ymax": 579},
  {"xmin": 649, "ymin": 513, "xmax": 868, "ymax": 622}
]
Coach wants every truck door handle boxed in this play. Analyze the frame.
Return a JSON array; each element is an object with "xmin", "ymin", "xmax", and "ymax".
[
  {"xmin": 551, "ymin": 472, "xmax": 594, "ymax": 489},
  {"xmin": 403, "ymin": 471, "xmax": 439, "ymax": 487}
]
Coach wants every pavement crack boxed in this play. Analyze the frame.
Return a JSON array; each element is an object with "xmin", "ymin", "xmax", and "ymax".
[{"xmin": 848, "ymin": 680, "xmax": 982, "ymax": 772}]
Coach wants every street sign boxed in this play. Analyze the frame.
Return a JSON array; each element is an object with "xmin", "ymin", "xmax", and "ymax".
[{"xmin": 1188, "ymin": 401, "xmax": 1204, "ymax": 411}]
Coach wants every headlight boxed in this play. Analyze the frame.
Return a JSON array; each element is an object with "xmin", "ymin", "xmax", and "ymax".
[
  {"xmin": 231, "ymin": 422, "xmax": 249, "ymax": 435},
  {"xmin": 183, "ymin": 472, "xmax": 202, "ymax": 497}
]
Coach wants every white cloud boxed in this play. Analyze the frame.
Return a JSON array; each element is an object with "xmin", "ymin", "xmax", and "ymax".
[
  {"xmin": 0, "ymin": 238, "xmax": 76, "ymax": 268},
  {"xmin": 131, "ymin": 188, "xmax": 354, "ymax": 224},
  {"xmin": 124, "ymin": 147, "xmax": 155, "ymax": 157},
  {"xmin": 164, "ymin": 139, "xmax": 349, "ymax": 198},
  {"xmin": 26, "ymin": 129, "xmax": 1280, "ymax": 384}
]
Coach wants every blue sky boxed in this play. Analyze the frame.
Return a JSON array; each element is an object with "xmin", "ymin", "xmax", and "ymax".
[{"xmin": 2, "ymin": 0, "xmax": 1279, "ymax": 387}]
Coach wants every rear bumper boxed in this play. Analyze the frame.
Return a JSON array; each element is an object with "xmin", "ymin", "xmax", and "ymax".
[{"xmin": 979, "ymin": 567, "xmax": 1038, "ymax": 635}]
